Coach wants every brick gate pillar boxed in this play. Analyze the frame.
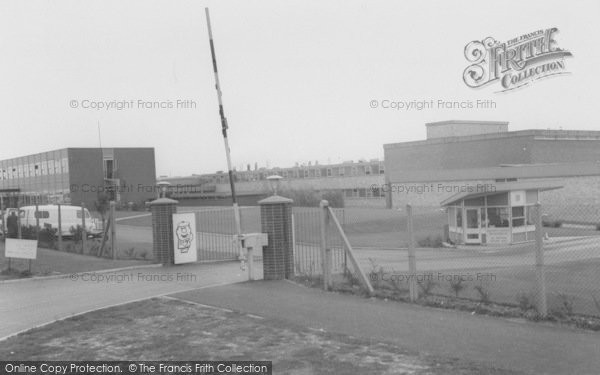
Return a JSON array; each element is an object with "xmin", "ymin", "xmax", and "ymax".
[
  {"xmin": 259, "ymin": 195, "xmax": 294, "ymax": 280},
  {"xmin": 150, "ymin": 197, "xmax": 178, "ymax": 265}
]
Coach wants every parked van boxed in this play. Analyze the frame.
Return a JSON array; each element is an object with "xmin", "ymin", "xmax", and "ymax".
[{"xmin": 18, "ymin": 205, "xmax": 101, "ymax": 237}]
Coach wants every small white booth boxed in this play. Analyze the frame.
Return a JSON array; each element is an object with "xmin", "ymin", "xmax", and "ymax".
[{"xmin": 441, "ymin": 181, "xmax": 562, "ymax": 245}]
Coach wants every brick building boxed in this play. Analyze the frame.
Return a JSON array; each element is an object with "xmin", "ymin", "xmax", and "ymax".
[
  {"xmin": 0, "ymin": 148, "xmax": 156, "ymax": 209},
  {"xmin": 383, "ymin": 120, "xmax": 600, "ymax": 210}
]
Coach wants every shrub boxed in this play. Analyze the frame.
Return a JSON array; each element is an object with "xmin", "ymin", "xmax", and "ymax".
[
  {"xmin": 418, "ymin": 279, "xmax": 437, "ymax": 296},
  {"xmin": 516, "ymin": 291, "xmax": 536, "ymax": 311},
  {"xmin": 593, "ymin": 294, "xmax": 600, "ymax": 315},
  {"xmin": 474, "ymin": 283, "xmax": 491, "ymax": 303},
  {"xmin": 542, "ymin": 220, "xmax": 563, "ymax": 228},
  {"xmin": 70, "ymin": 225, "xmax": 85, "ymax": 243},
  {"xmin": 552, "ymin": 293, "xmax": 574, "ymax": 316},
  {"xmin": 19, "ymin": 225, "xmax": 38, "ymax": 240},
  {"xmin": 449, "ymin": 278, "xmax": 465, "ymax": 298},
  {"xmin": 417, "ymin": 235, "xmax": 444, "ymax": 248},
  {"xmin": 367, "ymin": 258, "xmax": 384, "ymax": 289},
  {"xmin": 122, "ymin": 247, "xmax": 136, "ymax": 259},
  {"xmin": 38, "ymin": 226, "xmax": 57, "ymax": 248},
  {"xmin": 279, "ymin": 188, "xmax": 344, "ymax": 208},
  {"xmin": 321, "ymin": 190, "xmax": 344, "ymax": 208}
]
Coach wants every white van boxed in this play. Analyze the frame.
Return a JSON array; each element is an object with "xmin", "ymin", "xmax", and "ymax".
[{"xmin": 18, "ymin": 205, "xmax": 101, "ymax": 237}]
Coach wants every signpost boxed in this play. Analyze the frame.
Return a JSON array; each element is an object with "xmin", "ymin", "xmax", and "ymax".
[{"xmin": 5, "ymin": 238, "xmax": 38, "ymax": 273}]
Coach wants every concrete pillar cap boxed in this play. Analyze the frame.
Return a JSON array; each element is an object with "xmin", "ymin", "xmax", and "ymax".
[
  {"xmin": 258, "ymin": 195, "xmax": 293, "ymax": 205},
  {"xmin": 149, "ymin": 198, "xmax": 179, "ymax": 206}
]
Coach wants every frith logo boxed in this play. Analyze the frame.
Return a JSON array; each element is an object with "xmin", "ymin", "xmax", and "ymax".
[{"xmin": 463, "ymin": 28, "xmax": 573, "ymax": 92}]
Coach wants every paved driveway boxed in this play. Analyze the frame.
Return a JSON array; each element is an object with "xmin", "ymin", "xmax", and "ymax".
[{"xmin": 0, "ymin": 261, "xmax": 259, "ymax": 340}]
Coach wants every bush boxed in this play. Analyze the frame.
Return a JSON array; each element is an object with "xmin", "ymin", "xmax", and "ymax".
[
  {"xmin": 551, "ymin": 293, "xmax": 574, "ymax": 317},
  {"xmin": 474, "ymin": 283, "xmax": 491, "ymax": 303},
  {"xmin": 449, "ymin": 278, "xmax": 465, "ymax": 298},
  {"xmin": 418, "ymin": 279, "xmax": 437, "ymax": 296},
  {"xmin": 516, "ymin": 291, "xmax": 536, "ymax": 311},
  {"xmin": 542, "ymin": 220, "xmax": 563, "ymax": 228},
  {"xmin": 19, "ymin": 225, "xmax": 38, "ymax": 240},
  {"xmin": 39, "ymin": 226, "xmax": 58, "ymax": 248},
  {"xmin": 279, "ymin": 188, "xmax": 344, "ymax": 208},
  {"xmin": 417, "ymin": 235, "xmax": 444, "ymax": 248}
]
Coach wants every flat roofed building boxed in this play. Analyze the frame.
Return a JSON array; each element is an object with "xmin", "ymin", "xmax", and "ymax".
[
  {"xmin": 441, "ymin": 180, "xmax": 563, "ymax": 245},
  {"xmin": 383, "ymin": 121, "xmax": 600, "ymax": 209},
  {"xmin": 0, "ymin": 148, "xmax": 156, "ymax": 209}
]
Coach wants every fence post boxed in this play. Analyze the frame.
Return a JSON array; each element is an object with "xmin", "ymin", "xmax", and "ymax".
[
  {"xmin": 110, "ymin": 201, "xmax": 116, "ymax": 260},
  {"xmin": 81, "ymin": 203, "xmax": 87, "ymax": 255},
  {"xmin": 291, "ymin": 213, "xmax": 296, "ymax": 269},
  {"xmin": 57, "ymin": 203, "xmax": 62, "ymax": 251},
  {"xmin": 35, "ymin": 203, "xmax": 40, "ymax": 239},
  {"xmin": 533, "ymin": 202, "xmax": 547, "ymax": 317},
  {"xmin": 407, "ymin": 204, "xmax": 418, "ymax": 302},
  {"xmin": 320, "ymin": 200, "xmax": 330, "ymax": 290},
  {"xmin": 17, "ymin": 202, "xmax": 21, "ymax": 239}
]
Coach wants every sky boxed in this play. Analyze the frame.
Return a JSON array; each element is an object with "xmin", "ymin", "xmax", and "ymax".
[{"xmin": 1, "ymin": 0, "xmax": 599, "ymax": 177}]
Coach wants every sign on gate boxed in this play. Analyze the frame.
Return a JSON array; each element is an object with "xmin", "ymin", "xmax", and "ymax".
[
  {"xmin": 172, "ymin": 213, "xmax": 197, "ymax": 264},
  {"xmin": 5, "ymin": 238, "xmax": 38, "ymax": 259}
]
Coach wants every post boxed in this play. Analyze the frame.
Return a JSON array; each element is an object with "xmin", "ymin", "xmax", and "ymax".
[
  {"xmin": 110, "ymin": 201, "xmax": 116, "ymax": 260},
  {"xmin": 407, "ymin": 204, "xmax": 418, "ymax": 302},
  {"xmin": 533, "ymin": 202, "xmax": 547, "ymax": 317},
  {"xmin": 33, "ymin": 203, "xmax": 39, "ymax": 273},
  {"xmin": 81, "ymin": 203, "xmax": 87, "ymax": 255},
  {"xmin": 291, "ymin": 213, "xmax": 296, "ymax": 264},
  {"xmin": 17, "ymin": 202, "xmax": 21, "ymax": 239},
  {"xmin": 320, "ymin": 200, "xmax": 330, "ymax": 290},
  {"xmin": 57, "ymin": 203, "xmax": 63, "ymax": 251},
  {"xmin": 247, "ymin": 246, "xmax": 255, "ymax": 280}
]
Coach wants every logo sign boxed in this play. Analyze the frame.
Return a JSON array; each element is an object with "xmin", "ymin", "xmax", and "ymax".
[
  {"xmin": 463, "ymin": 28, "xmax": 572, "ymax": 92},
  {"xmin": 5, "ymin": 238, "xmax": 38, "ymax": 259},
  {"xmin": 172, "ymin": 213, "xmax": 197, "ymax": 264}
]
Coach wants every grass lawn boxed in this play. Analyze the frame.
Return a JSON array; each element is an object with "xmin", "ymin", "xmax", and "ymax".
[
  {"xmin": 0, "ymin": 297, "xmax": 518, "ymax": 374},
  {"xmin": 0, "ymin": 241, "xmax": 151, "ymax": 280}
]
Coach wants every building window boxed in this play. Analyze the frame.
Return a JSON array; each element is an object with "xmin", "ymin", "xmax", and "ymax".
[
  {"xmin": 512, "ymin": 206, "xmax": 525, "ymax": 227},
  {"xmin": 35, "ymin": 211, "xmax": 50, "ymax": 219},
  {"xmin": 487, "ymin": 207, "xmax": 509, "ymax": 227},
  {"xmin": 62, "ymin": 158, "xmax": 69, "ymax": 174}
]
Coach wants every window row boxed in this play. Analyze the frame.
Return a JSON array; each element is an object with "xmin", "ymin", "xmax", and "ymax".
[{"xmin": 0, "ymin": 158, "xmax": 69, "ymax": 180}]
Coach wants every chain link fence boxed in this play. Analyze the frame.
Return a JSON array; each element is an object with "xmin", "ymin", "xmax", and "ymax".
[{"xmin": 292, "ymin": 202, "xmax": 600, "ymax": 319}]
